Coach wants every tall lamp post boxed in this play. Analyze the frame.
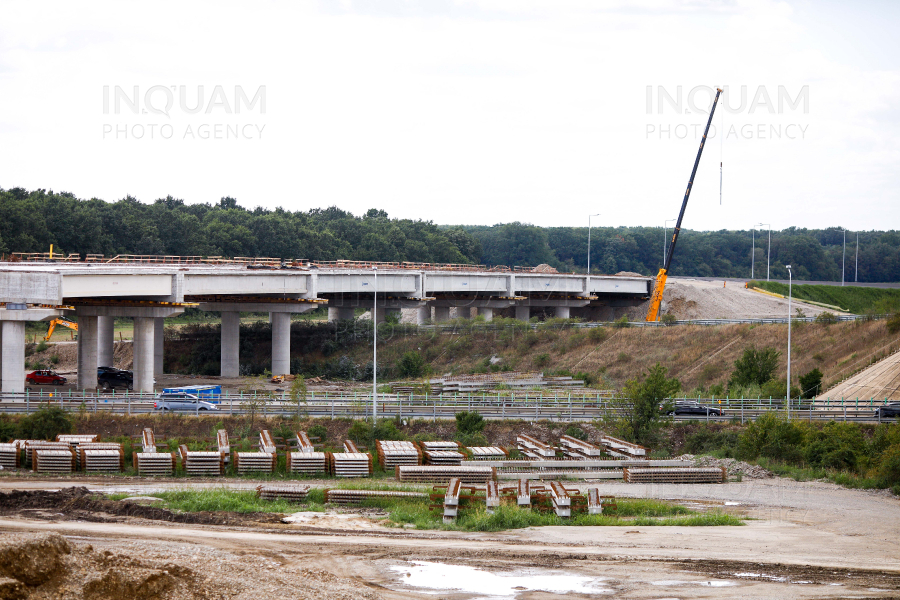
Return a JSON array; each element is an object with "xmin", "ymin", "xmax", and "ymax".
[
  {"xmin": 786, "ymin": 264, "xmax": 792, "ymax": 420},
  {"xmin": 587, "ymin": 214, "xmax": 600, "ymax": 274},
  {"xmin": 855, "ymin": 232, "xmax": 859, "ymax": 282},
  {"xmin": 751, "ymin": 226, "xmax": 756, "ymax": 279},
  {"xmin": 842, "ymin": 228, "xmax": 846, "ymax": 286},
  {"xmin": 664, "ymin": 219, "xmax": 675, "ymax": 265},
  {"xmin": 757, "ymin": 223, "xmax": 771, "ymax": 281},
  {"xmin": 372, "ymin": 266, "xmax": 378, "ymax": 422}
]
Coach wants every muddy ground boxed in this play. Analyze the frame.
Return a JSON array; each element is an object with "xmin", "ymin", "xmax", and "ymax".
[{"xmin": 0, "ymin": 475, "xmax": 898, "ymax": 598}]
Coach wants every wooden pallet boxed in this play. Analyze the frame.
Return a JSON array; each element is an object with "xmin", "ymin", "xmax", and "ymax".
[{"xmin": 257, "ymin": 484, "xmax": 310, "ymax": 502}]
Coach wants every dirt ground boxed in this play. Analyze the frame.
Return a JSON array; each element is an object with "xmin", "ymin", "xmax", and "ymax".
[
  {"xmin": 661, "ymin": 278, "xmax": 833, "ymax": 321},
  {"xmin": 0, "ymin": 474, "xmax": 897, "ymax": 599}
]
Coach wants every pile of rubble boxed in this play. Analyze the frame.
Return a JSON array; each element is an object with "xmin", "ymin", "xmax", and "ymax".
[{"xmin": 676, "ymin": 454, "xmax": 774, "ymax": 479}]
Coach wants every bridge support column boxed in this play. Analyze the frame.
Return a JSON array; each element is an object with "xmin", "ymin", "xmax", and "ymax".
[
  {"xmin": 132, "ymin": 317, "xmax": 155, "ymax": 392},
  {"xmin": 220, "ymin": 311, "xmax": 240, "ymax": 378},
  {"xmin": 271, "ymin": 312, "xmax": 291, "ymax": 376},
  {"xmin": 98, "ymin": 316, "xmax": 115, "ymax": 367},
  {"xmin": 455, "ymin": 307, "xmax": 471, "ymax": 320},
  {"xmin": 515, "ymin": 306, "xmax": 530, "ymax": 321},
  {"xmin": 327, "ymin": 307, "xmax": 355, "ymax": 322},
  {"xmin": 433, "ymin": 307, "xmax": 451, "ymax": 323},
  {"xmin": 477, "ymin": 307, "xmax": 494, "ymax": 321},
  {"xmin": 76, "ymin": 315, "xmax": 99, "ymax": 390},
  {"xmin": 554, "ymin": 306, "xmax": 571, "ymax": 319},
  {"xmin": 154, "ymin": 318, "xmax": 164, "ymax": 376},
  {"xmin": 416, "ymin": 306, "xmax": 431, "ymax": 325},
  {"xmin": 0, "ymin": 321, "xmax": 25, "ymax": 394},
  {"xmin": 384, "ymin": 308, "xmax": 401, "ymax": 323}
]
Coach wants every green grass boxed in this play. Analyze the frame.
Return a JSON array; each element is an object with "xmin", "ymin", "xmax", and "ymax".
[
  {"xmin": 749, "ymin": 281, "xmax": 900, "ymax": 314},
  {"xmin": 755, "ymin": 457, "xmax": 886, "ymax": 490},
  {"xmin": 104, "ymin": 488, "xmax": 742, "ymax": 530}
]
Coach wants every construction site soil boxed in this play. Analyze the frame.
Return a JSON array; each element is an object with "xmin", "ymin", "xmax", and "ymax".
[{"xmin": 0, "ymin": 474, "xmax": 898, "ymax": 599}]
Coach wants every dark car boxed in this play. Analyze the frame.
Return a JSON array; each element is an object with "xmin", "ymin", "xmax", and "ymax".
[
  {"xmin": 663, "ymin": 401, "xmax": 723, "ymax": 417},
  {"xmin": 875, "ymin": 402, "xmax": 900, "ymax": 419},
  {"xmin": 97, "ymin": 366, "xmax": 133, "ymax": 390},
  {"xmin": 25, "ymin": 370, "xmax": 67, "ymax": 385}
]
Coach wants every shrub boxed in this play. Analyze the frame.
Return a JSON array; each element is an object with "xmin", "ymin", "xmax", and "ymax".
[
  {"xmin": 0, "ymin": 416, "xmax": 17, "ymax": 443},
  {"xmin": 347, "ymin": 420, "xmax": 372, "ymax": 445},
  {"xmin": 798, "ymin": 368, "xmax": 823, "ymax": 399},
  {"xmin": 17, "ymin": 407, "xmax": 73, "ymax": 440},
  {"xmin": 307, "ymin": 423, "xmax": 328, "ymax": 443},
  {"xmin": 455, "ymin": 411, "xmax": 485, "ymax": 436},
  {"xmin": 729, "ymin": 347, "xmax": 780, "ymax": 388},
  {"xmin": 534, "ymin": 353, "xmax": 551, "ymax": 368},
  {"xmin": 887, "ymin": 313, "xmax": 900, "ymax": 334},
  {"xmin": 615, "ymin": 363, "xmax": 681, "ymax": 446},
  {"xmin": 396, "ymin": 351, "xmax": 427, "ymax": 379},
  {"xmin": 587, "ymin": 327, "xmax": 608, "ymax": 342},
  {"xmin": 876, "ymin": 444, "xmax": 900, "ymax": 488},
  {"xmin": 564, "ymin": 425, "xmax": 587, "ymax": 441},
  {"xmin": 50, "ymin": 355, "xmax": 60, "ymax": 365},
  {"xmin": 815, "ymin": 311, "xmax": 838, "ymax": 325},
  {"xmin": 613, "ymin": 315, "xmax": 630, "ymax": 328},
  {"xmin": 373, "ymin": 418, "xmax": 406, "ymax": 442},
  {"xmin": 617, "ymin": 352, "xmax": 631, "ymax": 363},
  {"xmin": 660, "ymin": 313, "xmax": 677, "ymax": 325},
  {"xmin": 35, "ymin": 340, "xmax": 49, "ymax": 353},
  {"xmin": 683, "ymin": 426, "xmax": 739, "ymax": 456},
  {"xmin": 737, "ymin": 412, "xmax": 804, "ymax": 462}
]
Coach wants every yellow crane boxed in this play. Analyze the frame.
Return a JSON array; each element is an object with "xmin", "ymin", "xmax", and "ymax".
[
  {"xmin": 646, "ymin": 87, "xmax": 723, "ymax": 322},
  {"xmin": 44, "ymin": 317, "xmax": 78, "ymax": 341}
]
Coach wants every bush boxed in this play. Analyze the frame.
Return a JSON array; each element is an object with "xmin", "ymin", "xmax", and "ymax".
[
  {"xmin": 455, "ymin": 411, "xmax": 485, "ymax": 436},
  {"xmin": 729, "ymin": 347, "xmax": 780, "ymax": 388},
  {"xmin": 347, "ymin": 420, "xmax": 372, "ymax": 445},
  {"xmin": 0, "ymin": 416, "xmax": 17, "ymax": 443},
  {"xmin": 887, "ymin": 312, "xmax": 900, "ymax": 334},
  {"xmin": 534, "ymin": 353, "xmax": 550, "ymax": 368},
  {"xmin": 307, "ymin": 423, "xmax": 328, "ymax": 443},
  {"xmin": 587, "ymin": 327, "xmax": 608, "ymax": 342},
  {"xmin": 737, "ymin": 412, "xmax": 804, "ymax": 462},
  {"xmin": 613, "ymin": 315, "xmax": 630, "ymax": 328},
  {"xmin": 615, "ymin": 363, "xmax": 680, "ymax": 447},
  {"xmin": 815, "ymin": 311, "xmax": 838, "ymax": 325},
  {"xmin": 876, "ymin": 444, "xmax": 900, "ymax": 488},
  {"xmin": 17, "ymin": 407, "xmax": 73, "ymax": 440},
  {"xmin": 396, "ymin": 351, "xmax": 427, "ymax": 379},
  {"xmin": 564, "ymin": 425, "xmax": 587, "ymax": 441},
  {"xmin": 683, "ymin": 426, "xmax": 739, "ymax": 456},
  {"xmin": 660, "ymin": 313, "xmax": 677, "ymax": 325},
  {"xmin": 798, "ymin": 368, "xmax": 823, "ymax": 399}
]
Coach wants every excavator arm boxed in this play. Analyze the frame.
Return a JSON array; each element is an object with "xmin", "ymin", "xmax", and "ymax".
[
  {"xmin": 44, "ymin": 317, "xmax": 78, "ymax": 341},
  {"xmin": 646, "ymin": 86, "xmax": 722, "ymax": 322}
]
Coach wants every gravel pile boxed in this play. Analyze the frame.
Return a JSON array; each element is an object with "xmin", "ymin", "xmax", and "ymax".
[{"xmin": 676, "ymin": 454, "xmax": 774, "ymax": 479}]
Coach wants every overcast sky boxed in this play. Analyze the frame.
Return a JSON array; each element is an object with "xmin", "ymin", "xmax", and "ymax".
[{"xmin": 1, "ymin": 0, "xmax": 897, "ymax": 232}]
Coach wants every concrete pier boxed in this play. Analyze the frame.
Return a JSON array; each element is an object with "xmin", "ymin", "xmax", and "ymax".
[
  {"xmin": 76, "ymin": 315, "xmax": 99, "ymax": 390},
  {"xmin": 0, "ymin": 321, "xmax": 25, "ymax": 393},
  {"xmin": 132, "ymin": 317, "xmax": 154, "ymax": 392},
  {"xmin": 477, "ymin": 307, "xmax": 494, "ymax": 321},
  {"xmin": 98, "ymin": 316, "xmax": 114, "ymax": 367},
  {"xmin": 271, "ymin": 312, "xmax": 291, "ymax": 376},
  {"xmin": 154, "ymin": 318, "xmax": 164, "ymax": 376},
  {"xmin": 327, "ymin": 307, "xmax": 355, "ymax": 322},
  {"xmin": 220, "ymin": 311, "xmax": 240, "ymax": 378},
  {"xmin": 416, "ymin": 306, "xmax": 431, "ymax": 325},
  {"xmin": 455, "ymin": 307, "xmax": 471, "ymax": 319},
  {"xmin": 433, "ymin": 307, "xmax": 451, "ymax": 323},
  {"xmin": 554, "ymin": 306, "xmax": 571, "ymax": 319},
  {"xmin": 515, "ymin": 306, "xmax": 531, "ymax": 321}
]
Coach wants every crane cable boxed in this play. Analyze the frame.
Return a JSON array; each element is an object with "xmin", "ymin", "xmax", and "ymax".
[{"xmin": 719, "ymin": 88, "xmax": 724, "ymax": 205}]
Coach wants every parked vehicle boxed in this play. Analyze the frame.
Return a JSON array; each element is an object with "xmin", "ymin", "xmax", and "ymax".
[
  {"xmin": 97, "ymin": 366, "xmax": 133, "ymax": 390},
  {"xmin": 874, "ymin": 402, "xmax": 900, "ymax": 419},
  {"xmin": 25, "ymin": 370, "xmax": 67, "ymax": 385},
  {"xmin": 153, "ymin": 392, "xmax": 219, "ymax": 412},
  {"xmin": 662, "ymin": 400, "xmax": 723, "ymax": 416}
]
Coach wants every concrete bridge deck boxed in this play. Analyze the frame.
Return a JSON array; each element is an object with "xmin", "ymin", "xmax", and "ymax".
[{"xmin": 0, "ymin": 260, "xmax": 650, "ymax": 394}]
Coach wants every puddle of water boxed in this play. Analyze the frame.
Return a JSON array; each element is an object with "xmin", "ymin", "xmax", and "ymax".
[
  {"xmin": 724, "ymin": 501, "xmax": 741, "ymax": 506},
  {"xmin": 390, "ymin": 561, "xmax": 612, "ymax": 598},
  {"xmin": 735, "ymin": 572, "xmax": 787, "ymax": 582},
  {"xmin": 652, "ymin": 579, "xmax": 737, "ymax": 587}
]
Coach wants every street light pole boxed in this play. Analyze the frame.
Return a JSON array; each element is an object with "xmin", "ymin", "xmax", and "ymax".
[
  {"xmin": 786, "ymin": 264, "xmax": 792, "ymax": 420},
  {"xmin": 587, "ymin": 214, "xmax": 600, "ymax": 274},
  {"xmin": 373, "ymin": 266, "xmax": 377, "ymax": 422},
  {"xmin": 856, "ymin": 232, "xmax": 859, "ymax": 282},
  {"xmin": 751, "ymin": 227, "xmax": 755, "ymax": 279},
  {"xmin": 757, "ymin": 223, "xmax": 771, "ymax": 281},
  {"xmin": 664, "ymin": 219, "xmax": 675, "ymax": 265},
  {"xmin": 842, "ymin": 229, "xmax": 846, "ymax": 286}
]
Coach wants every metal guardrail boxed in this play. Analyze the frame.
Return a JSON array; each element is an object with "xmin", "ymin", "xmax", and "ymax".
[{"xmin": 0, "ymin": 391, "xmax": 894, "ymax": 423}]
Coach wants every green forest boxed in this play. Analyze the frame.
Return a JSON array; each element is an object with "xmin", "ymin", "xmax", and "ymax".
[{"xmin": 2, "ymin": 187, "xmax": 898, "ymax": 282}]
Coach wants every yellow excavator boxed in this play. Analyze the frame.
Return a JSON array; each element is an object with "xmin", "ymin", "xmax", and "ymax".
[
  {"xmin": 646, "ymin": 87, "xmax": 723, "ymax": 322},
  {"xmin": 44, "ymin": 317, "xmax": 78, "ymax": 341}
]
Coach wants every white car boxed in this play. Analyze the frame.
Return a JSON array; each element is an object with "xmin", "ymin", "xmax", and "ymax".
[{"xmin": 153, "ymin": 392, "xmax": 219, "ymax": 411}]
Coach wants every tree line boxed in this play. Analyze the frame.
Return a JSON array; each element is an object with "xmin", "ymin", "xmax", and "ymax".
[{"xmin": 2, "ymin": 187, "xmax": 898, "ymax": 281}]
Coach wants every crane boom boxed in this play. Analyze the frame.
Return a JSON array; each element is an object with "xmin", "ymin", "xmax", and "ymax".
[
  {"xmin": 44, "ymin": 317, "xmax": 78, "ymax": 341},
  {"xmin": 646, "ymin": 86, "xmax": 723, "ymax": 322}
]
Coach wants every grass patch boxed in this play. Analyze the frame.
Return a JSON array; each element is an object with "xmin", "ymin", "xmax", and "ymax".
[
  {"xmin": 749, "ymin": 281, "xmax": 900, "ymax": 314},
  {"xmin": 102, "ymin": 488, "xmax": 742, "ymax": 530}
]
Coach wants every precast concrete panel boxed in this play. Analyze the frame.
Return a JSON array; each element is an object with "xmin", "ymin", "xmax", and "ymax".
[
  {"xmin": 183, "ymin": 274, "xmax": 308, "ymax": 296},
  {"xmin": 515, "ymin": 275, "xmax": 586, "ymax": 294},
  {"xmin": 589, "ymin": 278, "xmax": 649, "ymax": 295},
  {"xmin": 62, "ymin": 274, "xmax": 173, "ymax": 298},
  {"xmin": 316, "ymin": 272, "xmax": 418, "ymax": 294},
  {"xmin": 425, "ymin": 274, "xmax": 507, "ymax": 294},
  {"xmin": 0, "ymin": 271, "xmax": 61, "ymax": 304}
]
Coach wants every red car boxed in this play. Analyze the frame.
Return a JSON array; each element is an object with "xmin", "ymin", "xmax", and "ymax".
[{"xmin": 25, "ymin": 370, "xmax": 67, "ymax": 386}]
